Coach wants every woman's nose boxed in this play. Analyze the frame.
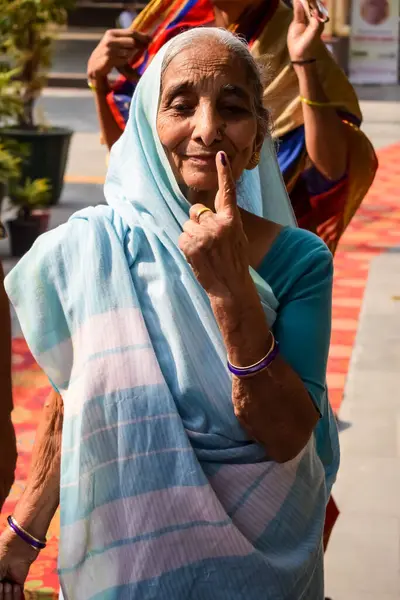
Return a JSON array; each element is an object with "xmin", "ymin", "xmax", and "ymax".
[{"xmin": 192, "ymin": 102, "xmax": 223, "ymax": 147}]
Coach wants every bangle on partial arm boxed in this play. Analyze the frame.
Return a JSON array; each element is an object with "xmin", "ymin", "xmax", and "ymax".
[
  {"xmin": 87, "ymin": 75, "xmax": 109, "ymax": 94},
  {"xmin": 300, "ymin": 96, "xmax": 343, "ymax": 108},
  {"xmin": 227, "ymin": 331, "xmax": 280, "ymax": 378},
  {"xmin": 7, "ymin": 515, "xmax": 47, "ymax": 551}
]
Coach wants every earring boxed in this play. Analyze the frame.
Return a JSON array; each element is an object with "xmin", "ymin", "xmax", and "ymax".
[{"xmin": 247, "ymin": 151, "xmax": 260, "ymax": 170}]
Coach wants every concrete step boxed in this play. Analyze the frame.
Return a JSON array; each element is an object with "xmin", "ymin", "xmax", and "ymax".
[
  {"xmin": 52, "ymin": 29, "xmax": 102, "ymax": 78},
  {"xmin": 48, "ymin": 73, "xmax": 88, "ymax": 88},
  {"xmin": 67, "ymin": 1, "xmax": 146, "ymax": 28}
]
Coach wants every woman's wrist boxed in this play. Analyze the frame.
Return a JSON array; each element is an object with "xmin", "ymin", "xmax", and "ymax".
[
  {"xmin": 292, "ymin": 59, "xmax": 318, "ymax": 80},
  {"xmin": 293, "ymin": 61, "xmax": 330, "ymax": 104},
  {"xmin": 11, "ymin": 502, "xmax": 52, "ymax": 543},
  {"xmin": 87, "ymin": 73, "xmax": 110, "ymax": 94},
  {"xmin": 1, "ymin": 525, "xmax": 40, "ymax": 561},
  {"xmin": 209, "ymin": 277, "xmax": 271, "ymax": 367},
  {"xmin": 11, "ymin": 479, "xmax": 59, "ymax": 542}
]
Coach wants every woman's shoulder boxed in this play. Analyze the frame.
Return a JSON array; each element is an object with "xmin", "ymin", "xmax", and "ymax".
[
  {"xmin": 274, "ymin": 226, "xmax": 332, "ymax": 258},
  {"xmin": 257, "ymin": 226, "xmax": 333, "ymax": 301}
]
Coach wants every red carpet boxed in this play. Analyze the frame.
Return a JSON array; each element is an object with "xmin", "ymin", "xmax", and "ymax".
[
  {"xmin": 2, "ymin": 142, "xmax": 400, "ymax": 597},
  {"xmin": 328, "ymin": 142, "xmax": 400, "ymax": 412}
]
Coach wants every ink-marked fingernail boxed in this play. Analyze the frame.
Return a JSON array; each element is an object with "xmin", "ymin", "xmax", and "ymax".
[{"xmin": 220, "ymin": 152, "xmax": 227, "ymax": 166}]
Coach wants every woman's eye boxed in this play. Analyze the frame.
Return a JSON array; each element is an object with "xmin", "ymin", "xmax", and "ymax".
[
  {"xmin": 221, "ymin": 105, "xmax": 249, "ymax": 115},
  {"xmin": 171, "ymin": 102, "xmax": 192, "ymax": 113}
]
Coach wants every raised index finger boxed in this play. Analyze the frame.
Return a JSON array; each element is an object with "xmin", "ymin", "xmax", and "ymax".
[{"xmin": 215, "ymin": 152, "xmax": 237, "ymax": 215}]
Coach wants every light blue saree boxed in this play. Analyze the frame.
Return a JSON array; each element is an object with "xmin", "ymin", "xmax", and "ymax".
[{"xmin": 6, "ymin": 41, "xmax": 331, "ymax": 599}]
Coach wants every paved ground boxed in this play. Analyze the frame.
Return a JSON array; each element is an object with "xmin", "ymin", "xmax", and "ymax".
[
  {"xmin": 325, "ymin": 252, "xmax": 400, "ymax": 599},
  {"xmin": 324, "ymin": 95, "xmax": 400, "ymax": 598},
  {"xmin": 1, "ymin": 85, "xmax": 400, "ymax": 598}
]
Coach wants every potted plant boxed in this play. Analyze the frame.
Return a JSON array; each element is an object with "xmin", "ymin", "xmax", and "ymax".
[
  {"xmin": 0, "ymin": 142, "xmax": 21, "ymax": 214},
  {"xmin": 7, "ymin": 177, "xmax": 51, "ymax": 257},
  {"xmin": 0, "ymin": 0, "xmax": 75, "ymax": 205},
  {"xmin": 0, "ymin": 67, "xmax": 23, "ymax": 211}
]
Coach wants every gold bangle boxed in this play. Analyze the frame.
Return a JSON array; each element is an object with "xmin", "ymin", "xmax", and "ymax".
[
  {"xmin": 87, "ymin": 79, "xmax": 96, "ymax": 92},
  {"xmin": 299, "ymin": 96, "xmax": 343, "ymax": 108}
]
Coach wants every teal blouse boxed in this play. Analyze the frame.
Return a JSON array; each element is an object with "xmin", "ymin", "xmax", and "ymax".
[{"xmin": 257, "ymin": 226, "xmax": 340, "ymax": 493}]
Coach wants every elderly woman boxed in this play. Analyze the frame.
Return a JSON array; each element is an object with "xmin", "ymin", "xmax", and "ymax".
[
  {"xmin": 1, "ymin": 29, "xmax": 338, "ymax": 599},
  {"xmin": 88, "ymin": 0, "xmax": 376, "ymax": 253}
]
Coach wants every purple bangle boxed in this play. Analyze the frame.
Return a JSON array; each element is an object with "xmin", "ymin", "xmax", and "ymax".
[
  {"xmin": 227, "ymin": 341, "xmax": 280, "ymax": 378},
  {"xmin": 7, "ymin": 516, "xmax": 46, "ymax": 551}
]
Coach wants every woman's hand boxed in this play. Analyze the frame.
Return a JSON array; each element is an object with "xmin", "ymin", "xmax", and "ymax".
[
  {"xmin": 0, "ymin": 528, "xmax": 39, "ymax": 599},
  {"xmin": 87, "ymin": 29, "xmax": 150, "ymax": 81},
  {"xmin": 179, "ymin": 153, "xmax": 251, "ymax": 300},
  {"xmin": 287, "ymin": 0, "xmax": 325, "ymax": 62}
]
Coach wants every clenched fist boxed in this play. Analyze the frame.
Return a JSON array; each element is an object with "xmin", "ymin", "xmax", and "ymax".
[{"xmin": 87, "ymin": 28, "xmax": 151, "ymax": 81}]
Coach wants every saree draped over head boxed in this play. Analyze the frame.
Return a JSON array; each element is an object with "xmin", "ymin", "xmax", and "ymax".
[
  {"xmin": 6, "ymin": 43, "xmax": 333, "ymax": 600},
  {"xmin": 108, "ymin": 0, "xmax": 377, "ymax": 253}
]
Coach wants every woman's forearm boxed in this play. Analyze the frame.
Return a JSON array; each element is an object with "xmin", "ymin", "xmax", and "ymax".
[
  {"xmin": 210, "ymin": 277, "xmax": 319, "ymax": 463},
  {"xmin": 91, "ymin": 75, "xmax": 127, "ymax": 151},
  {"xmin": 12, "ymin": 390, "xmax": 63, "ymax": 540},
  {"xmin": 295, "ymin": 62, "xmax": 348, "ymax": 181},
  {"xmin": 0, "ymin": 262, "xmax": 17, "ymax": 509},
  {"xmin": 0, "ymin": 262, "xmax": 12, "ymax": 413}
]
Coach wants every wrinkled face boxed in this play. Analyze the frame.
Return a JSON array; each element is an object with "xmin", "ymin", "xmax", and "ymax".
[{"xmin": 157, "ymin": 42, "xmax": 262, "ymax": 194}]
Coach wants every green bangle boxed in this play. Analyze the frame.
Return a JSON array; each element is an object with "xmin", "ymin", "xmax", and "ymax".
[
  {"xmin": 87, "ymin": 79, "xmax": 96, "ymax": 91},
  {"xmin": 87, "ymin": 78, "xmax": 109, "ymax": 94}
]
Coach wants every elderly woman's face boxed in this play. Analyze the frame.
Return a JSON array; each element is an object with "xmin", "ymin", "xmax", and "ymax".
[{"xmin": 157, "ymin": 42, "xmax": 259, "ymax": 194}]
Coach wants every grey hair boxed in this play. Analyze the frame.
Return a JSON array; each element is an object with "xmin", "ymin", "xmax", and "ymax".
[{"xmin": 161, "ymin": 27, "xmax": 270, "ymax": 136}]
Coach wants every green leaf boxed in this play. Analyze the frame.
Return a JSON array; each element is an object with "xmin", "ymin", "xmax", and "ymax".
[{"xmin": 0, "ymin": 0, "xmax": 76, "ymax": 128}]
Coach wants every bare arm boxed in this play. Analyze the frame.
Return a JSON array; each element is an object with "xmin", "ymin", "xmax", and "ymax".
[
  {"xmin": 0, "ymin": 261, "xmax": 16, "ymax": 510},
  {"xmin": 295, "ymin": 61, "xmax": 348, "ymax": 181},
  {"xmin": 287, "ymin": 0, "xmax": 349, "ymax": 181},
  {"xmin": 12, "ymin": 389, "xmax": 62, "ymax": 539},
  {"xmin": 211, "ymin": 276, "xmax": 320, "ymax": 463},
  {"xmin": 87, "ymin": 28, "xmax": 150, "ymax": 151},
  {"xmin": 180, "ymin": 156, "xmax": 320, "ymax": 464},
  {"xmin": 0, "ymin": 390, "xmax": 63, "ymax": 598},
  {"xmin": 90, "ymin": 76, "xmax": 126, "ymax": 151},
  {"xmin": 0, "ymin": 262, "xmax": 12, "ymax": 413}
]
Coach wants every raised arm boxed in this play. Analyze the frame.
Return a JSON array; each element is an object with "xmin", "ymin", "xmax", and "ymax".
[
  {"xmin": 287, "ymin": 0, "xmax": 348, "ymax": 181},
  {"xmin": 0, "ymin": 389, "xmax": 63, "ymax": 599},
  {"xmin": 87, "ymin": 29, "xmax": 150, "ymax": 150},
  {"xmin": 179, "ymin": 153, "xmax": 324, "ymax": 463}
]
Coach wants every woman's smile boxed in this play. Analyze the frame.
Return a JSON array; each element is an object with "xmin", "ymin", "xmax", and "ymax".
[{"xmin": 184, "ymin": 153, "xmax": 219, "ymax": 166}]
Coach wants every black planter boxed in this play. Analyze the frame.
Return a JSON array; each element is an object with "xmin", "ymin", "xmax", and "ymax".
[
  {"xmin": 0, "ymin": 127, "xmax": 73, "ymax": 205},
  {"xmin": 7, "ymin": 217, "xmax": 43, "ymax": 257}
]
